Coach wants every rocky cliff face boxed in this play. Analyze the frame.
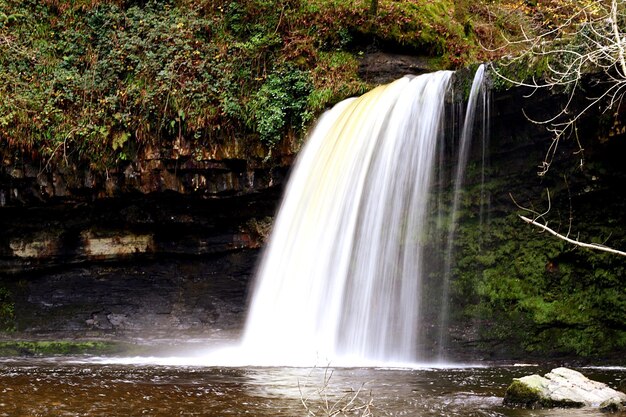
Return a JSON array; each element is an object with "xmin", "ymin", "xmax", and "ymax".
[
  {"xmin": 1, "ymin": 65, "xmax": 625, "ymax": 358},
  {"xmin": 0, "ymin": 131, "xmax": 294, "ymax": 339},
  {"xmin": 441, "ymin": 77, "xmax": 626, "ymax": 360},
  {"xmin": 0, "ymin": 132, "xmax": 294, "ymax": 269}
]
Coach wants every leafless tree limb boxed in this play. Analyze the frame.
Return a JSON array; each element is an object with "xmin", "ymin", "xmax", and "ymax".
[
  {"xmin": 298, "ymin": 367, "xmax": 374, "ymax": 417},
  {"xmin": 490, "ymin": 0, "xmax": 626, "ymax": 176},
  {"xmin": 519, "ymin": 214, "xmax": 626, "ymax": 256},
  {"xmin": 511, "ymin": 189, "xmax": 626, "ymax": 256}
]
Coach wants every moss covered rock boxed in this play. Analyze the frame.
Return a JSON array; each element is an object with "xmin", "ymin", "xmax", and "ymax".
[
  {"xmin": 503, "ymin": 376, "xmax": 548, "ymax": 407},
  {"xmin": 0, "ymin": 341, "xmax": 123, "ymax": 356},
  {"xmin": 504, "ymin": 367, "xmax": 626, "ymax": 409}
]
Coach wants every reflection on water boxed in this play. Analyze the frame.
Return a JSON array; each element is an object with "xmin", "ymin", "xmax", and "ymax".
[{"xmin": 0, "ymin": 359, "xmax": 623, "ymax": 417}]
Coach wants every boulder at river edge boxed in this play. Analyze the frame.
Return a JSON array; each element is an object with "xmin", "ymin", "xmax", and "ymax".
[{"xmin": 503, "ymin": 367, "xmax": 626, "ymax": 410}]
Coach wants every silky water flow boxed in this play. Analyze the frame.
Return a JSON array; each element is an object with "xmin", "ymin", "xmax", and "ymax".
[{"xmin": 235, "ymin": 66, "xmax": 488, "ymax": 367}]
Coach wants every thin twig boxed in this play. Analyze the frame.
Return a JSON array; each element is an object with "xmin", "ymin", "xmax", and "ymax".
[{"xmin": 298, "ymin": 366, "xmax": 375, "ymax": 417}]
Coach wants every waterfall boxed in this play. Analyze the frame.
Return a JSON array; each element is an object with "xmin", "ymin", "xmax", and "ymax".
[
  {"xmin": 437, "ymin": 65, "xmax": 487, "ymax": 359},
  {"xmin": 239, "ymin": 66, "xmax": 486, "ymax": 367}
]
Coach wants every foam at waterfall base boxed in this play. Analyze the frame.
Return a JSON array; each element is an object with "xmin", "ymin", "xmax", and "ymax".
[
  {"xmin": 80, "ymin": 343, "xmax": 481, "ymax": 369},
  {"xmin": 82, "ymin": 69, "xmax": 489, "ymax": 371}
]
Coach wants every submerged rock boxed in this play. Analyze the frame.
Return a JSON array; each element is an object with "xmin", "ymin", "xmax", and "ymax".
[{"xmin": 503, "ymin": 367, "xmax": 626, "ymax": 409}]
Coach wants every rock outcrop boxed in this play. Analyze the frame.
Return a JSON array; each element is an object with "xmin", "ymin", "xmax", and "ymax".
[
  {"xmin": 504, "ymin": 367, "xmax": 626, "ymax": 409},
  {"xmin": 0, "ymin": 137, "xmax": 288, "ymax": 338},
  {"xmin": 358, "ymin": 51, "xmax": 434, "ymax": 84},
  {"xmin": 1, "ymin": 71, "xmax": 625, "ymax": 355}
]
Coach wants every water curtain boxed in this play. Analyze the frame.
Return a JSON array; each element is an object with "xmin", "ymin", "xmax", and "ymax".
[{"xmin": 241, "ymin": 66, "xmax": 486, "ymax": 366}]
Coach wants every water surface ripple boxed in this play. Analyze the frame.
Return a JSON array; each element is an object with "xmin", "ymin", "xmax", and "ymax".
[{"xmin": 0, "ymin": 360, "xmax": 622, "ymax": 416}]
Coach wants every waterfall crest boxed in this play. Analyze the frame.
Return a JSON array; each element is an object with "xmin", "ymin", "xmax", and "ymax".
[{"xmin": 239, "ymin": 67, "xmax": 485, "ymax": 367}]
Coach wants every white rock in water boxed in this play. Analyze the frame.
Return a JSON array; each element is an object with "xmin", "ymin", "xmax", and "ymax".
[{"xmin": 504, "ymin": 367, "xmax": 626, "ymax": 409}]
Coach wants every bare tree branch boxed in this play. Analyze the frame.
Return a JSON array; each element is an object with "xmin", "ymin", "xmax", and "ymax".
[
  {"xmin": 490, "ymin": 0, "xmax": 626, "ymax": 176},
  {"xmin": 298, "ymin": 367, "xmax": 374, "ymax": 417},
  {"xmin": 511, "ymin": 189, "xmax": 626, "ymax": 256},
  {"xmin": 519, "ymin": 214, "xmax": 626, "ymax": 256}
]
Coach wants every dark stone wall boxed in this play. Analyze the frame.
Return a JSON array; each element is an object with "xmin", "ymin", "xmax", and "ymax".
[
  {"xmin": 0, "ymin": 190, "xmax": 281, "ymax": 339},
  {"xmin": 8, "ymin": 254, "xmax": 255, "ymax": 340},
  {"xmin": 1, "ymin": 69, "xmax": 625, "ymax": 357},
  {"xmin": 441, "ymin": 78, "xmax": 626, "ymax": 360},
  {"xmin": 0, "ymin": 137, "xmax": 289, "ymax": 339},
  {"xmin": 0, "ymin": 191, "xmax": 282, "ymax": 274}
]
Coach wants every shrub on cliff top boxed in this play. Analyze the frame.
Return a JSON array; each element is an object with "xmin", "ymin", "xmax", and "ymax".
[{"xmin": 0, "ymin": 0, "xmax": 539, "ymax": 170}]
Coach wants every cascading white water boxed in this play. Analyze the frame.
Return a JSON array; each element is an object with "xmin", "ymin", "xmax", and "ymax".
[
  {"xmin": 437, "ymin": 65, "xmax": 487, "ymax": 359},
  {"xmin": 238, "ymin": 67, "xmax": 486, "ymax": 367}
]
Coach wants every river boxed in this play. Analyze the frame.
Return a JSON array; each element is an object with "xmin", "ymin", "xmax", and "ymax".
[{"xmin": 0, "ymin": 358, "xmax": 622, "ymax": 416}]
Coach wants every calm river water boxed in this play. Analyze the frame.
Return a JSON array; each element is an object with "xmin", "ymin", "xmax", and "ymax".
[{"xmin": 0, "ymin": 357, "xmax": 623, "ymax": 416}]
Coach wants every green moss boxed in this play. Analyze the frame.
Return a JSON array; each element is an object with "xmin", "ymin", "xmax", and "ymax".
[
  {"xmin": 309, "ymin": 51, "xmax": 368, "ymax": 111},
  {"xmin": 452, "ymin": 64, "xmax": 484, "ymax": 100},
  {"xmin": 445, "ymin": 162, "xmax": 626, "ymax": 358},
  {"xmin": 490, "ymin": 54, "xmax": 550, "ymax": 91},
  {"xmin": 0, "ymin": 340, "xmax": 124, "ymax": 356},
  {"xmin": 2, "ymin": 0, "xmax": 543, "ymax": 171},
  {"xmin": 0, "ymin": 287, "xmax": 15, "ymax": 332},
  {"xmin": 504, "ymin": 379, "xmax": 585, "ymax": 408},
  {"xmin": 503, "ymin": 380, "xmax": 542, "ymax": 407},
  {"xmin": 451, "ymin": 210, "xmax": 626, "ymax": 356}
]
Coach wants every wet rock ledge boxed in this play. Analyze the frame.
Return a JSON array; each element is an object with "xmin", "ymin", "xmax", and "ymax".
[
  {"xmin": 0, "ymin": 135, "xmax": 293, "ymax": 274},
  {"xmin": 0, "ymin": 191, "xmax": 279, "ymax": 274},
  {"xmin": 0, "ymin": 138, "xmax": 291, "ymax": 338}
]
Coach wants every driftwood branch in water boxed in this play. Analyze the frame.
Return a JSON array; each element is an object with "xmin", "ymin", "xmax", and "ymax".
[{"xmin": 519, "ymin": 215, "xmax": 626, "ymax": 257}]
